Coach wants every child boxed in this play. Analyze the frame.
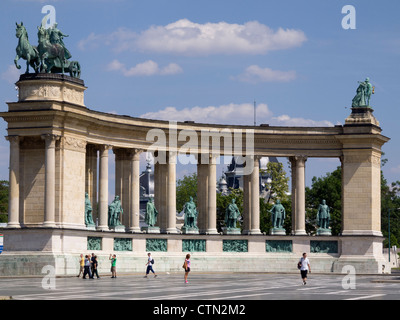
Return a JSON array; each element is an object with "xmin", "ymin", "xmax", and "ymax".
[
  {"xmin": 183, "ymin": 254, "xmax": 191, "ymax": 284},
  {"xmin": 144, "ymin": 252, "xmax": 157, "ymax": 278}
]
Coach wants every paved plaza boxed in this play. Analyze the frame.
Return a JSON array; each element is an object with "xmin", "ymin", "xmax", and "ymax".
[{"xmin": 1, "ymin": 272, "xmax": 400, "ymax": 301}]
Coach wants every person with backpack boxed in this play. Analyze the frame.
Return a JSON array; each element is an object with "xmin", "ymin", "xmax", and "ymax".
[
  {"xmin": 144, "ymin": 252, "xmax": 157, "ymax": 278},
  {"xmin": 298, "ymin": 252, "xmax": 311, "ymax": 285}
]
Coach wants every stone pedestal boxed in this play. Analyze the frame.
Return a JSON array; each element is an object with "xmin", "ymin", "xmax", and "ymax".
[
  {"xmin": 109, "ymin": 225, "xmax": 125, "ymax": 232},
  {"xmin": 181, "ymin": 227, "xmax": 199, "ymax": 234},
  {"xmin": 141, "ymin": 226, "xmax": 160, "ymax": 234},
  {"xmin": 223, "ymin": 228, "xmax": 241, "ymax": 235},
  {"xmin": 270, "ymin": 228, "xmax": 286, "ymax": 236},
  {"xmin": 316, "ymin": 228, "xmax": 332, "ymax": 236}
]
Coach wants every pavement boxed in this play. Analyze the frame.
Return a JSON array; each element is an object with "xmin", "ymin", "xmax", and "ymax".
[{"xmin": 0, "ymin": 272, "xmax": 400, "ymax": 301}]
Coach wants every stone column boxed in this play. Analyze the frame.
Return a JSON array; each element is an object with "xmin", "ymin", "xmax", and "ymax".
[
  {"xmin": 197, "ymin": 155, "xmax": 209, "ymax": 234},
  {"xmin": 166, "ymin": 151, "xmax": 178, "ymax": 233},
  {"xmin": 6, "ymin": 136, "xmax": 21, "ymax": 228},
  {"xmin": 249, "ymin": 155, "xmax": 261, "ymax": 234},
  {"xmin": 294, "ymin": 155, "xmax": 307, "ymax": 235},
  {"xmin": 85, "ymin": 145, "xmax": 98, "ymax": 222},
  {"xmin": 42, "ymin": 134, "xmax": 59, "ymax": 228},
  {"xmin": 128, "ymin": 149, "xmax": 142, "ymax": 233},
  {"xmin": 97, "ymin": 145, "xmax": 111, "ymax": 231},
  {"xmin": 206, "ymin": 154, "xmax": 218, "ymax": 234},
  {"xmin": 242, "ymin": 173, "xmax": 251, "ymax": 234},
  {"xmin": 289, "ymin": 156, "xmax": 297, "ymax": 235}
]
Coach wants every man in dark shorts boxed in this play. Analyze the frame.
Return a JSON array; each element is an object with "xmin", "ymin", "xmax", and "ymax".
[{"xmin": 299, "ymin": 252, "xmax": 311, "ymax": 285}]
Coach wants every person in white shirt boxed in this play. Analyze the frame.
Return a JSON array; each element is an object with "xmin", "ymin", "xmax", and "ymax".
[
  {"xmin": 299, "ymin": 252, "xmax": 311, "ymax": 285},
  {"xmin": 144, "ymin": 252, "xmax": 157, "ymax": 278}
]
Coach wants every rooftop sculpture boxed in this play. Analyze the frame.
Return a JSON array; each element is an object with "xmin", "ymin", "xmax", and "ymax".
[{"xmin": 14, "ymin": 21, "xmax": 80, "ymax": 78}]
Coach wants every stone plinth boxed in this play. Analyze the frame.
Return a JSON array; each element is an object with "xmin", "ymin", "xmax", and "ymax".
[
  {"xmin": 316, "ymin": 228, "xmax": 332, "ymax": 236},
  {"xmin": 222, "ymin": 228, "xmax": 241, "ymax": 235},
  {"xmin": 141, "ymin": 226, "xmax": 160, "ymax": 234},
  {"xmin": 270, "ymin": 228, "xmax": 286, "ymax": 235},
  {"xmin": 14, "ymin": 73, "xmax": 86, "ymax": 109},
  {"xmin": 181, "ymin": 226, "xmax": 199, "ymax": 234},
  {"xmin": 345, "ymin": 107, "xmax": 380, "ymax": 127}
]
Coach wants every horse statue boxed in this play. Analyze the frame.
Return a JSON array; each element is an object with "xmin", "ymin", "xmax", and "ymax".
[
  {"xmin": 14, "ymin": 22, "xmax": 40, "ymax": 74},
  {"xmin": 37, "ymin": 25, "xmax": 65, "ymax": 74}
]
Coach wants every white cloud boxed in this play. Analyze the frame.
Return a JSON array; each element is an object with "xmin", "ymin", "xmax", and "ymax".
[
  {"xmin": 271, "ymin": 114, "xmax": 333, "ymax": 127},
  {"xmin": 1, "ymin": 65, "xmax": 21, "ymax": 84},
  {"xmin": 234, "ymin": 65, "xmax": 297, "ymax": 83},
  {"xmin": 141, "ymin": 103, "xmax": 272, "ymax": 125},
  {"xmin": 106, "ymin": 59, "xmax": 183, "ymax": 77},
  {"xmin": 79, "ymin": 19, "xmax": 307, "ymax": 56},
  {"xmin": 140, "ymin": 102, "xmax": 334, "ymax": 127}
]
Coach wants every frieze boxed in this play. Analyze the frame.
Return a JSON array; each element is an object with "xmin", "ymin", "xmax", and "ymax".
[{"xmin": 61, "ymin": 136, "xmax": 87, "ymax": 152}]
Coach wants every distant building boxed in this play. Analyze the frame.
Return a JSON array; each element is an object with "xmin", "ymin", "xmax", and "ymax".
[{"xmin": 220, "ymin": 156, "xmax": 279, "ymax": 198}]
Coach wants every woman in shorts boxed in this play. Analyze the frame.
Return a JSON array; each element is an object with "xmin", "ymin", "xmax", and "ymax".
[{"xmin": 183, "ymin": 254, "xmax": 191, "ymax": 284}]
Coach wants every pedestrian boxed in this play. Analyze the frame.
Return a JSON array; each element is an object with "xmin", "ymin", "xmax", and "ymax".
[
  {"xmin": 83, "ymin": 255, "xmax": 92, "ymax": 279},
  {"xmin": 298, "ymin": 252, "xmax": 311, "ymax": 285},
  {"xmin": 92, "ymin": 255, "xmax": 100, "ymax": 279},
  {"xmin": 144, "ymin": 253, "xmax": 157, "ymax": 278},
  {"xmin": 77, "ymin": 254, "xmax": 84, "ymax": 278},
  {"xmin": 109, "ymin": 254, "xmax": 117, "ymax": 278},
  {"xmin": 183, "ymin": 253, "xmax": 191, "ymax": 284}
]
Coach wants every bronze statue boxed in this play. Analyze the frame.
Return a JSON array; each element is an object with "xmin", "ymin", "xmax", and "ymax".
[
  {"xmin": 183, "ymin": 196, "xmax": 198, "ymax": 229},
  {"xmin": 269, "ymin": 199, "xmax": 286, "ymax": 229},
  {"xmin": 13, "ymin": 21, "xmax": 81, "ymax": 78},
  {"xmin": 84, "ymin": 192, "xmax": 95, "ymax": 227},
  {"xmin": 225, "ymin": 198, "xmax": 241, "ymax": 229},
  {"xmin": 145, "ymin": 197, "xmax": 158, "ymax": 227},
  {"xmin": 108, "ymin": 196, "xmax": 123, "ymax": 227},
  {"xmin": 317, "ymin": 199, "xmax": 330, "ymax": 230}
]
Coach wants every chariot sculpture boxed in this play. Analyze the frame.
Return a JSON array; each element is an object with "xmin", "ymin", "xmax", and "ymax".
[{"xmin": 14, "ymin": 21, "xmax": 81, "ymax": 78}]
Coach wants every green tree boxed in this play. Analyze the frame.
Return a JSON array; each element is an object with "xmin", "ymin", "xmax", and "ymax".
[
  {"xmin": 176, "ymin": 173, "xmax": 197, "ymax": 213},
  {"xmin": 216, "ymin": 188, "xmax": 243, "ymax": 231},
  {"xmin": 260, "ymin": 162, "xmax": 291, "ymax": 234},
  {"xmin": 0, "ymin": 180, "xmax": 8, "ymax": 223},
  {"xmin": 305, "ymin": 167, "xmax": 342, "ymax": 235},
  {"xmin": 262, "ymin": 162, "xmax": 289, "ymax": 204}
]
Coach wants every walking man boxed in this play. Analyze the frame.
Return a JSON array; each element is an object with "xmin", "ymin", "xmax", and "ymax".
[
  {"xmin": 299, "ymin": 252, "xmax": 311, "ymax": 285},
  {"xmin": 144, "ymin": 252, "xmax": 157, "ymax": 278}
]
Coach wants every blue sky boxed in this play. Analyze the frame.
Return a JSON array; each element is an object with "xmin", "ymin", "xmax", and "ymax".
[{"xmin": 0, "ymin": 0, "xmax": 400, "ymax": 190}]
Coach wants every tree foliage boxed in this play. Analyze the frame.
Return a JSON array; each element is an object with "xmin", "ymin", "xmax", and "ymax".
[
  {"xmin": 176, "ymin": 173, "xmax": 197, "ymax": 213},
  {"xmin": 0, "ymin": 180, "xmax": 8, "ymax": 222},
  {"xmin": 260, "ymin": 162, "xmax": 291, "ymax": 234},
  {"xmin": 305, "ymin": 166, "xmax": 342, "ymax": 236}
]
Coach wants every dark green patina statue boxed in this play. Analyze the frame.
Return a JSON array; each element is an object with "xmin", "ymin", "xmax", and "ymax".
[
  {"xmin": 14, "ymin": 21, "xmax": 80, "ymax": 78},
  {"xmin": 108, "ymin": 196, "xmax": 124, "ymax": 228},
  {"xmin": 225, "ymin": 198, "xmax": 241, "ymax": 229},
  {"xmin": 84, "ymin": 192, "xmax": 95, "ymax": 227},
  {"xmin": 145, "ymin": 197, "xmax": 158, "ymax": 227},
  {"xmin": 183, "ymin": 196, "xmax": 198, "ymax": 229},
  {"xmin": 352, "ymin": 77, "xmax": 374, "ymax": 107}
]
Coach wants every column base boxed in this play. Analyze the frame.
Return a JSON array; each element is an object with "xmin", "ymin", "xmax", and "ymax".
[
  {"xmin": 96, "ymin": 225, "xmax": 109, "ymax": 232},
  {"xmin": 164, "ymin": 228, "xmax": 179, "ymax": 234},
  {"xmin": 128, "ymin": 227, "xmax": 143, "ymax": 233},
  {"xmin": 294, "ymin": 230, "xmax": 307, "ymax": 236},
  {"xmin": 205, "ymin": 229, "xmax": 219, "ymax": 235},
  {"xmin": 5, "ymin": 223, "xmax": 20, "ymax": 229},
  {"xmin": 42, "ymin": 222, "xmax": 56, "ymax": 228}
]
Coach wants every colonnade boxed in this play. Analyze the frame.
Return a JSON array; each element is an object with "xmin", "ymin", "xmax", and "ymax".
[{"xmin": 6, "ymin": 135, "xmax": 309, "ymax": 236}]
